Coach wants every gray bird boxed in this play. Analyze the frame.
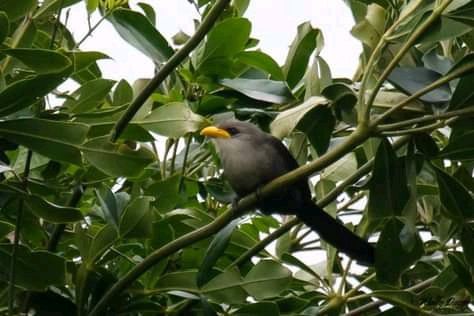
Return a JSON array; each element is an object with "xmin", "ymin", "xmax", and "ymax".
[{"xmin": 201, "ymin": 119, "xmax": 375, "ymax": 265}]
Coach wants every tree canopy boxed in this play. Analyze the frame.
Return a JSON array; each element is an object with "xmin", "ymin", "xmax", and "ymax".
[{"xmin": 1, "ymin": 0, "xmax": 474, "ymax": 315}]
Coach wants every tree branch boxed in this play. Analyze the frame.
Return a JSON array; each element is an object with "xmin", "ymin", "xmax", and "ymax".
[{"xmin": 109, "ymin": 0, "xmax": 232, "ymax": 142}]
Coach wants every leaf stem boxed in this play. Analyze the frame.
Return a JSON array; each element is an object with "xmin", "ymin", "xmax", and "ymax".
[
  {"xmin": 8, "ymin": 150, "xmax": 32, "ymax": 315},
  {"xmin": 109, "ymin": 0, "xmax": 232, "ymax": 142}
]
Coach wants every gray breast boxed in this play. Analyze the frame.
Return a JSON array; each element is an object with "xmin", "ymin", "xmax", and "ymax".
[{"xmin": 215, "ymin": 136, "xmax": 288, "ymax": 196}]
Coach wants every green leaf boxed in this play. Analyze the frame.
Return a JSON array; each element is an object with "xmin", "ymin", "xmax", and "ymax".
[
  {"xmin": 283, "ymin": 22, "xmax": 321, "ymax": 88},
  {"xmin": 202, "ymin": 268, "xmax": 247, "ymax": 304},
  {"xmin": 63, "ymin": 78, "xmax": 116, "ymax": 113},
  {"xmin": 0, "ymin": 119, "xmax": 88, "ymax": 165},
  {"xmin": 113, "ymin": 79, "xmax": 133, "ymax": 106},
  {"xmin": 70, "ymin": 50, "xmax": 110, "ymax": 73},
  {"xmin": 95, "ymin": 185, "xmax": 120, "ymax": 228},
  {"xmin": 460, "ymin": 225, "xmax": 474, "ymax": 270},
  {"xmin": 0, "ymin": 0, "xmax": 36, "ymax": 20},
  {"xmin": 1, "ymin": 48, "xmax": 72, "ymax": 74},
  {"xmin": 155, "ymin": 270, "xmax": 198, "ymax": 293},
  {"xmin": 242, "ymin": 260, "xmax": 292, "ymax": 300},
  {"xmin": 0, "ymin": 221, "xmax": 14, "ymax": 238},
  {"xmin": 271, "ymin": 96, "xmax": 329, "ymax": 138},
  {"xmin": 108, "ymin": 8, "xmax": 173, "ymax": 63},
  {"xmin": 82, "ymin": 136, "xmax": 155, "ymax": 177},
  {"xmin": 219, "ymin": 78, "xmax": 294, "ymax": 104},
  {"xmin": 236, "ymin": 51, "xmax": 284, "ymax": 80},
  {"xmin": 137, "ymin": 2, "xmax": 156, "ymax": 25},
  {"xmin": 418, "ymin": 16, "xmax": 472, "ymax": 45},
  {"xmin": 0, "ymin": 244, "xmax": 66, "ymax": 290},
  {"xmin": 448, "ymin": 252, "xmax": 474, "ymax": 295},
  {"xmin": 368, "ymin": 139, "xmax": 409, "ymax": 224},
  {"xmin": 119, "ymin": 196, "xmax": 153, "ymax": 238},
  {"xmin": 434, "ymin": 166, "xmax": 474, "ymax": 221},
  {"xmin": 197, "ymin": 218, "xmax": 240, "ymax": 287},
  {"xmin": 137, "ymin": 102, "xmax": 206, "ymax": 138},
  {"xmin": 25, "ymin": 195, "xmax": 83, "ymax": 223},
  {"xmin": 387, "ymin": 67, "xmax": 451, "ymax": 104},
  {"xmin": 375, "ymin": 218, "xmax": 424, "ymax": 285},
  {"xmin": 439, "ymin": 129, "xmax": 474, "ymax": 160},
  {"xmin": 201, "ymin": 17, "xmax": 251, "ymax": 62},
  {"xmin": 0, "ymin": 11, "xmax": 9, "ymax": 44},
  {"xmin": 87, "ymin": 224, "xmax": 118, "ymax": 263},
  {"xmin": 0, "ymin": 72, "xmax": 71, "ymax": 117},
  {"xmin": 233, "ymin": 302, "xmax": 280, "ymax": 316}
]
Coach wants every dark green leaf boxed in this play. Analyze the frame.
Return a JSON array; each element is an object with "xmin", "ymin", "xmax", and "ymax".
[
  {"xmin": 1, "ymin": 48, "xmax": 72, "ymax": 74},
  {"xmin": 87, "ymin": 224, "xmax": 118, "ymax": 263},
  {"xmin": 448, "ymin": 252, "xmax": 474, "ymax": 295},
  {"xmin": 298, "ymin": 106, "xmax": 335, "ymax": 155},
  {"xmin": 25, "ymin": 195, "xmax": 83, "ymax": 223},
  {"xmin": 0, "ymin": 244, "xmax": 65, "ymax": 290},
  {"xmin": 368, "ymin": 139, "xmax": 410, "ymax": 223},
  {"xmin": 0, "ymin": 0, "xmax": 36, "ymax": 20},
  {"xmin": 0, "ymin": 72, "xmax": 71, "ymax": 116},
  {"xmin": 271, "ymin": 96, "xmax": 328, "ymax": 138},
  {"xmin": 219, "ymin": 78, "xmax": 294, "ymax": 104},
  {"xmin": 119, "ymin": 196, "xmax": 153, "ymax": 238},
  {"xmin": 197, "ymin": 218, "xmax": 240, "ymax": 287},
  {"xmin": 434, "ymin": 166, "xmax": 474, "ymax": 221},
  {"xmin": 109, "ymin": 8, "xmax": 173, "ymax": 62},
  {"xmin": 0, "ymin": 11, "xmax": 9, "ymax": 44},
  {"xmin": 0, "ymin": 119, "xmax": 88, "ymax": 165},
  {"xmin": 460, "ymin": 225, "xmax": 474, "ymax": 270},
  {"xmin": 376, "ymin": 218, "xmax": 423, "ymax": 285},
  {"xmin": 387, "ymin": 67, "xmax": 451, "ymax": 104},
  {"xmin": 82, "ymin": 136, "xmax": 155, "ymax": 177},
  {"xmin": 283, "ymin": 22, "xmax": 320, "ymax": 88},
  {"xmin": 137, "ymin": 2, "xmax": 155, "ymax": 25}
]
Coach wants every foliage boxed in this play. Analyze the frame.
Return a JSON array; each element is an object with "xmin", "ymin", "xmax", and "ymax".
[{"xmin": 0, "ymin": 0, "xmax": 474, "ymax": 315}]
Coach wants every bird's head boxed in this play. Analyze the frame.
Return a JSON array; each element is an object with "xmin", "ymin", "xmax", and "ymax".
[{"xmin": 200, "ymin": 120, "xmax": 265, "ymax": 143}]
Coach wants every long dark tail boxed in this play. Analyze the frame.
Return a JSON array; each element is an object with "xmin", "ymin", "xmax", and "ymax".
[{"xmin": 296, "ymin": 203, "xmax": 375, "ymax": 266}]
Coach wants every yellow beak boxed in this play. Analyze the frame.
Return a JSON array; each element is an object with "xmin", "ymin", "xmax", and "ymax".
[{"xmin": 200, "ymin": 126, "xmax": 231, "ymax": 139}]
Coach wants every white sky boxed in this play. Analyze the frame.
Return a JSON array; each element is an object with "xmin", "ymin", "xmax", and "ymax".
[{"xmin": 66, "ymin": 0, "xmax": 360, "ymax": 86}]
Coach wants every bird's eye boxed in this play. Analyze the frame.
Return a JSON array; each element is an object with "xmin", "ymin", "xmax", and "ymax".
[{"xmin": 226, "ymin": 127, "xmax": 239, "ymax": 135}]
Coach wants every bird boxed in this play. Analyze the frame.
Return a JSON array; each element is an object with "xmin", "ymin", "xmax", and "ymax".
[{"xmin": 201, "ymin": 119, "xmax": 375, "ymax": 265}]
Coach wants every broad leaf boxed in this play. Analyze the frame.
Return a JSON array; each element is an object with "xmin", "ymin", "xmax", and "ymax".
[
  {"xmin": 82, "ymin": 136, "xmax": 155, "ymax": 177},
  {"xmin": 0, "ymin": 119, "xmax": 88, "ymax": 165},
  {"xmin": 368, "ymin": 139, "xmax": 409, "ymax": 224},
  {"xmin": 197, "ymin": 218, "xmax": 240, "ymax": 287},
  {"xmin": 283, "ymin": 22, "xmax": 321, "ymax": 88},
  {"xmin": 108, "ymin": 8, "xmax": 173, "ymax": 63},
  {"xmin": 219, "ymin": 78, "xmax": 294, "ymax": 104},
  {"xmin": 242, "ymin": 260, "xmax": 292, "ymax": 300},
  {"xmin": 137, "ymin": 102, "xmax": 206, "ymax": 138},
  {"xmin": 1, "ymin": 48, "xmax": 72, "ymax": 74},
  {"xmin": 0, "ymin": 244, "xmax": 66, "ymax": 290}
]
